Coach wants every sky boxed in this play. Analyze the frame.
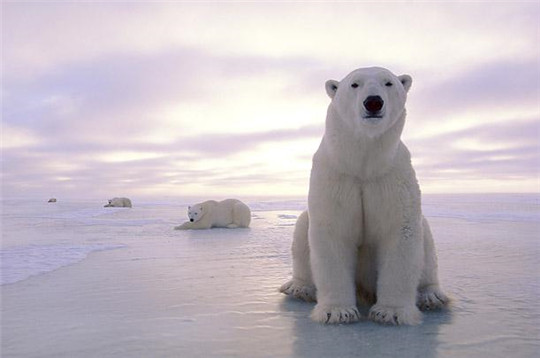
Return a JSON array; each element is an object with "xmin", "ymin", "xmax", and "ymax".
[{"xmin": 2, "ymin": 1, "xmax": 539, "ymax": 200}]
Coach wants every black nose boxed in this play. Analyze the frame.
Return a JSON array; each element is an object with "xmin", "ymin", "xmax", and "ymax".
[
  {"xmin": 190, "ymin": 218, "xmax": 194, "ymax": 222},
  {"xmin": 363, "ymin": 96, "xmax": 384, "ymax": 113}
]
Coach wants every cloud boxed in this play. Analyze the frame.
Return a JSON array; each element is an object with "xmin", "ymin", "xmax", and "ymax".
[
  {"xmin": 1, "ymin": 123, "xmax": 321, "ymax": 199},
  {"xmin": 170, "ymin": 125, "xmax": 323, "ymax": 156},
  {"xmin": 409, "ymin": 117, "xmax": 540, "ymax": 181},
  {"xmin": 3, "ymin": 44, "xmax": 327, "ymax": 142},
  {"xmin": 2, "ymin": 2, "xmax": 539, "ymax": 198},
  {"xmin": 5, "ymin": 2, "xmax": 539, "ymax": 80},
  {"xmin": 409, "ymin": 59, "xmax": 540, "ymax": 119}
]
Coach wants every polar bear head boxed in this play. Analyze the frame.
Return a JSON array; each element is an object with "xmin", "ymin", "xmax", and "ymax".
[
  {"xmin": 325, "ymin": 67, "xmax": 412, "ymax": 138},
  {"xmin": 187, "ymin": 204, "xmax": 205, "ymax": 223}
]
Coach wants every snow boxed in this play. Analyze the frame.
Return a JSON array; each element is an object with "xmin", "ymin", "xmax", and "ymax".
[{"xmin": 1, "ymin": 194, "xmax": 539, "ymax": 357}]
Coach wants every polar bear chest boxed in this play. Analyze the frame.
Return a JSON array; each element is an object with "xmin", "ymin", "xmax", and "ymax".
[{"xmin": 310, "ymin": 159, "xmax": 420, "ymax": 244}]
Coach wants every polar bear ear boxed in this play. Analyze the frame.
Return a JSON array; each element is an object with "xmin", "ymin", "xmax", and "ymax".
[
  {"xmin": 325, "ymin": 80, "xmax": 339, "ymax": 99},
  {"xmin": 398, "ymin": 75, "xmax": 412, "ymax": 93}
]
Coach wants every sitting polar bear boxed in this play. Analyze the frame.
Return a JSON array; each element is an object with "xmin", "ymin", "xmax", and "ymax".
[
  {"xmin": 280, "ymin": 67, "xmax": 448, "ymax": 325},
  {"xmin": 104, "ymin": 197, "xmax": 132, "ymax": 208},
  {"xmin": 174, "ymin": 199, "xmax": 251, "ymax": 230}
]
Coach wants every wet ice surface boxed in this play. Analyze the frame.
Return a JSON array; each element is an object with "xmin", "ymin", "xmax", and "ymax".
[{"xmin": 1, "ymin": 195, "xmax": 539, "ymax": 357}]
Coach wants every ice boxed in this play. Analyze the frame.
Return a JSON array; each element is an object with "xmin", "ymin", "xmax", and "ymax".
[
  {"xmin": 1, "ymin": 194, "xmax": 539, "ymax": 357},
  {"xmin": 278, "ymin": 214, "xmax": 299, "ymax": 219},
  {"xmin": 0, "ymin": 243, "xmax": 125, "ymax": 285},
  {"xmin": 422, "ymin": 193, "xmax": 540, "ymax": 223}
]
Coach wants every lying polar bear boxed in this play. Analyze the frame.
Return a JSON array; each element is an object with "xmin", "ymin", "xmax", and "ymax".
[
  {"xmin": 174, "ymin": 199, "xmax": 251, "ymax": 230},
  {"xmin": 280, "ymin": 67, "xmax": 448, "ymax": 325},
  {"xmin": 104, "ymin": 197, "xmax": 132, "ymax": 208}
]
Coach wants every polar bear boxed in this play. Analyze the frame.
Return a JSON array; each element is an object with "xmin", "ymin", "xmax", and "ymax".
[
  {"xmin": 280, "ymin": 67, "xmax": 448, "ymax": 325},
  {"xmin": 104, "ymin": 197, "xmax": 132, "ymax": 208},
  {"xmin": 174, "ymin": 199, "xmax": 251, "ymax": 230}
]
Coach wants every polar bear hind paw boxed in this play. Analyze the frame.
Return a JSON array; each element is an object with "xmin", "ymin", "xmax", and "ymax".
[
  {"xmin": 369, "ymin": 304, "xmax": 422, "ymax": 325},
  {"xmin": 280, "ymin": 280, "xmax": 316, "ymax": 302},
  {"xmin": 311, "ymin": 305, "xmax": 361, "ymax": 324},
  {"xmin": 417, "ymin": 285, "xmax": 450, "ymax": 311}
]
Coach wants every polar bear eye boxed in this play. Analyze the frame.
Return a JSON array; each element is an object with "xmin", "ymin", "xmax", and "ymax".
[
  {"xmin": 385, "ymin": 82, "xmax": 393, "ymax": 87},
  {"xmin": 351, "ymin": 83, "xmax": 359, "ymax": 88}
]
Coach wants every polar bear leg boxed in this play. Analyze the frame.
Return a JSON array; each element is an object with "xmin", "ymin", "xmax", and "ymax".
[
  {"xmin": 280, "ymin": 211, "xmax": 317, "ymax": 302},
  {"xmin": 174, "ymin": 222, "xmax": 193, "ymax": 230},
  {"xmin": 309, "ymin": 217, "xmax": 361, "ymax": 324},
  {"xmin": 369, "ymin": 224, "xmax": 423, "ymax": 325},
  {"xmin": 417, "ymin": 285, "xmax": 449, "ymax": 311},
  {"xmin": 174, "ymin": 220, "xmax": 210, "ymax": 230},
  {"xmin": 417, "ymin": 217, "xmax": 449, "ymax": 310},
  {"xmin": 355, "ymin": 245, "xmax": 378, "ymax": 305}
]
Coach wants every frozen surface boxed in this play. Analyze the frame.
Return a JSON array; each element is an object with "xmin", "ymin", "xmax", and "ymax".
[{"xmin": 1, "ymin": 194, "xmax": 539, "ymax": 357}]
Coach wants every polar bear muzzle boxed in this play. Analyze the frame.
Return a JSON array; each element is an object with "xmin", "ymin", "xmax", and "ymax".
[{"xmin": 363, "ymin": 95, "xmax": 384, "ymax": 117}]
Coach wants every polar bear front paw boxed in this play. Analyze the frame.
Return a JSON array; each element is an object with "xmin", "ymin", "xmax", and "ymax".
[
  {"xmin": 368, "ymin": 304, "xmax": 422, "ymax": 325},
  {"xmin": 174, "ymin": 222, "xmax": 191, "ymax": 230},
  {"xmin": 311, "ymin": 304, "xmax": 361, "ymax": 324},
  {"xmin": 417, "ymin": 285, "xmax": 450, "ymax": 311},
  {"xmin": 280, "ymin": 280, "xmax": 316, "ymax": 302}
]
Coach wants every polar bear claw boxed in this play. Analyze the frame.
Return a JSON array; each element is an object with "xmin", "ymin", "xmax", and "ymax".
[
  {"xmin": 417, "ymin": 285, "xmax": 450, "ymax": 311},
  {"xmin": 311, "ymin": 305, "xmax": 361, "ymax": 324},
  {"xmin": 280, "ymin": 279, "xmax": 317, "ymax": 302},
  {"xmin": 369, "ymin": 304, "xmax": 422, "ymax": 326}
]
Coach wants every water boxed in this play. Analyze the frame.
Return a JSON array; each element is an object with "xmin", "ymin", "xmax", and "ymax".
[{"xmin": 1, "ymin": 194, "xmax": 539, "ymax": 357}]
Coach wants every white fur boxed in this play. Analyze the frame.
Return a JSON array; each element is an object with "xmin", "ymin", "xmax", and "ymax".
[
  {"xmin": 174, "ymin": 199, "xmax": 251, "ymax": 230},
  {"xmin": 104, "ymin": 197, "xmax": 132, "ymax": 208},
  {"xmin": 280, "ymin": 67, "xmax": 448, "ymax": 325}
]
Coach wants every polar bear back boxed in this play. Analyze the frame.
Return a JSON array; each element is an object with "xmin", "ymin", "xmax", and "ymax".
[
  {"xmin": 228, "ymin": 199, "xmax": 251, "ymax": 228},
  {"xmin": 202, "ymin": 199, "xmax": 251, "ymax": 228}
]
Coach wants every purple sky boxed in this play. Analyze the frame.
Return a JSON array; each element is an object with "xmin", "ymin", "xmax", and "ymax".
[{"xmin": 2, "ymin": 2, "xmax": 539, "ymax": 200}]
